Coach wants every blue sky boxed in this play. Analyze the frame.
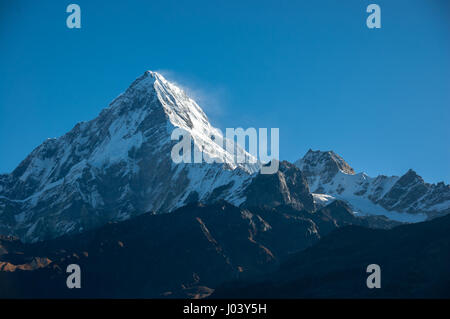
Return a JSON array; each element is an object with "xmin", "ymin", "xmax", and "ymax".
[{"xmin": 1, "ymin": 0, "xmax": 449, "ymax": 183}]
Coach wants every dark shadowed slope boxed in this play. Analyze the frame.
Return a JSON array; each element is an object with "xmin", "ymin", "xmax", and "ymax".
[
  {"xmin": 0, "ymin": 200, "xmax": 398, "ymax": 298},
  {"xmin": 212, "ymin": 213, "xmax": 450, "ymax": 298}
]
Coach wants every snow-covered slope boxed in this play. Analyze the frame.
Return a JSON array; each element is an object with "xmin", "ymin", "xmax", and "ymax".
[
  {"xmin": 0, "ymin": 71, "xmax": 259, "ymax": 242},
  {"xmin": 296, "ymin": 150, "xmax": 450, "ymax": 222}
]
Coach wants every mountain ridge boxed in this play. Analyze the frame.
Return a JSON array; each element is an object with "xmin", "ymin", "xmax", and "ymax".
[
  {"xmin": 0, "ymin": 71, "xmax": 449, "ymax": 243},
  {"xmin": 295, "ymin": 149, "xmax": 450, "ymax": 221}
]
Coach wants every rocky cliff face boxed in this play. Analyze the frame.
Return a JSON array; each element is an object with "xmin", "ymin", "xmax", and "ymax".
[{"xmin": 243, "ymin": 161, "xmax": 315, "ymax": 212}]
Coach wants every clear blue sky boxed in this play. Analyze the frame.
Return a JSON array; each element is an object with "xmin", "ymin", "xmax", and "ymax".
[{"xmin": 1, "ymin": 0, "xmax": 449, "ymax": 183}]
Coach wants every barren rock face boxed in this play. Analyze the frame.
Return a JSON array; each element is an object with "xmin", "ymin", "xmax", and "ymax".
[{"xmin": 243, "ymin": 161, "xmax": 315, "ymax": 212}]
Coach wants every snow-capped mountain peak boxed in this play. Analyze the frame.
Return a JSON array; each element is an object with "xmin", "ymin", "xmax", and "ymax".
[
  {"xmin": 117, "ymin": 71, "xmax": 255, "ymax": 171},
  {"xmin": 0, "ymin": 71, "xmax": 258, "ymax": 242},
  {"xmin": 119, "ymin": 71, "xmax": 210, "ymax": 131},
  {"xmin": 295, "ymin": 149, "xmax": 355, "ymax": 187}
]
